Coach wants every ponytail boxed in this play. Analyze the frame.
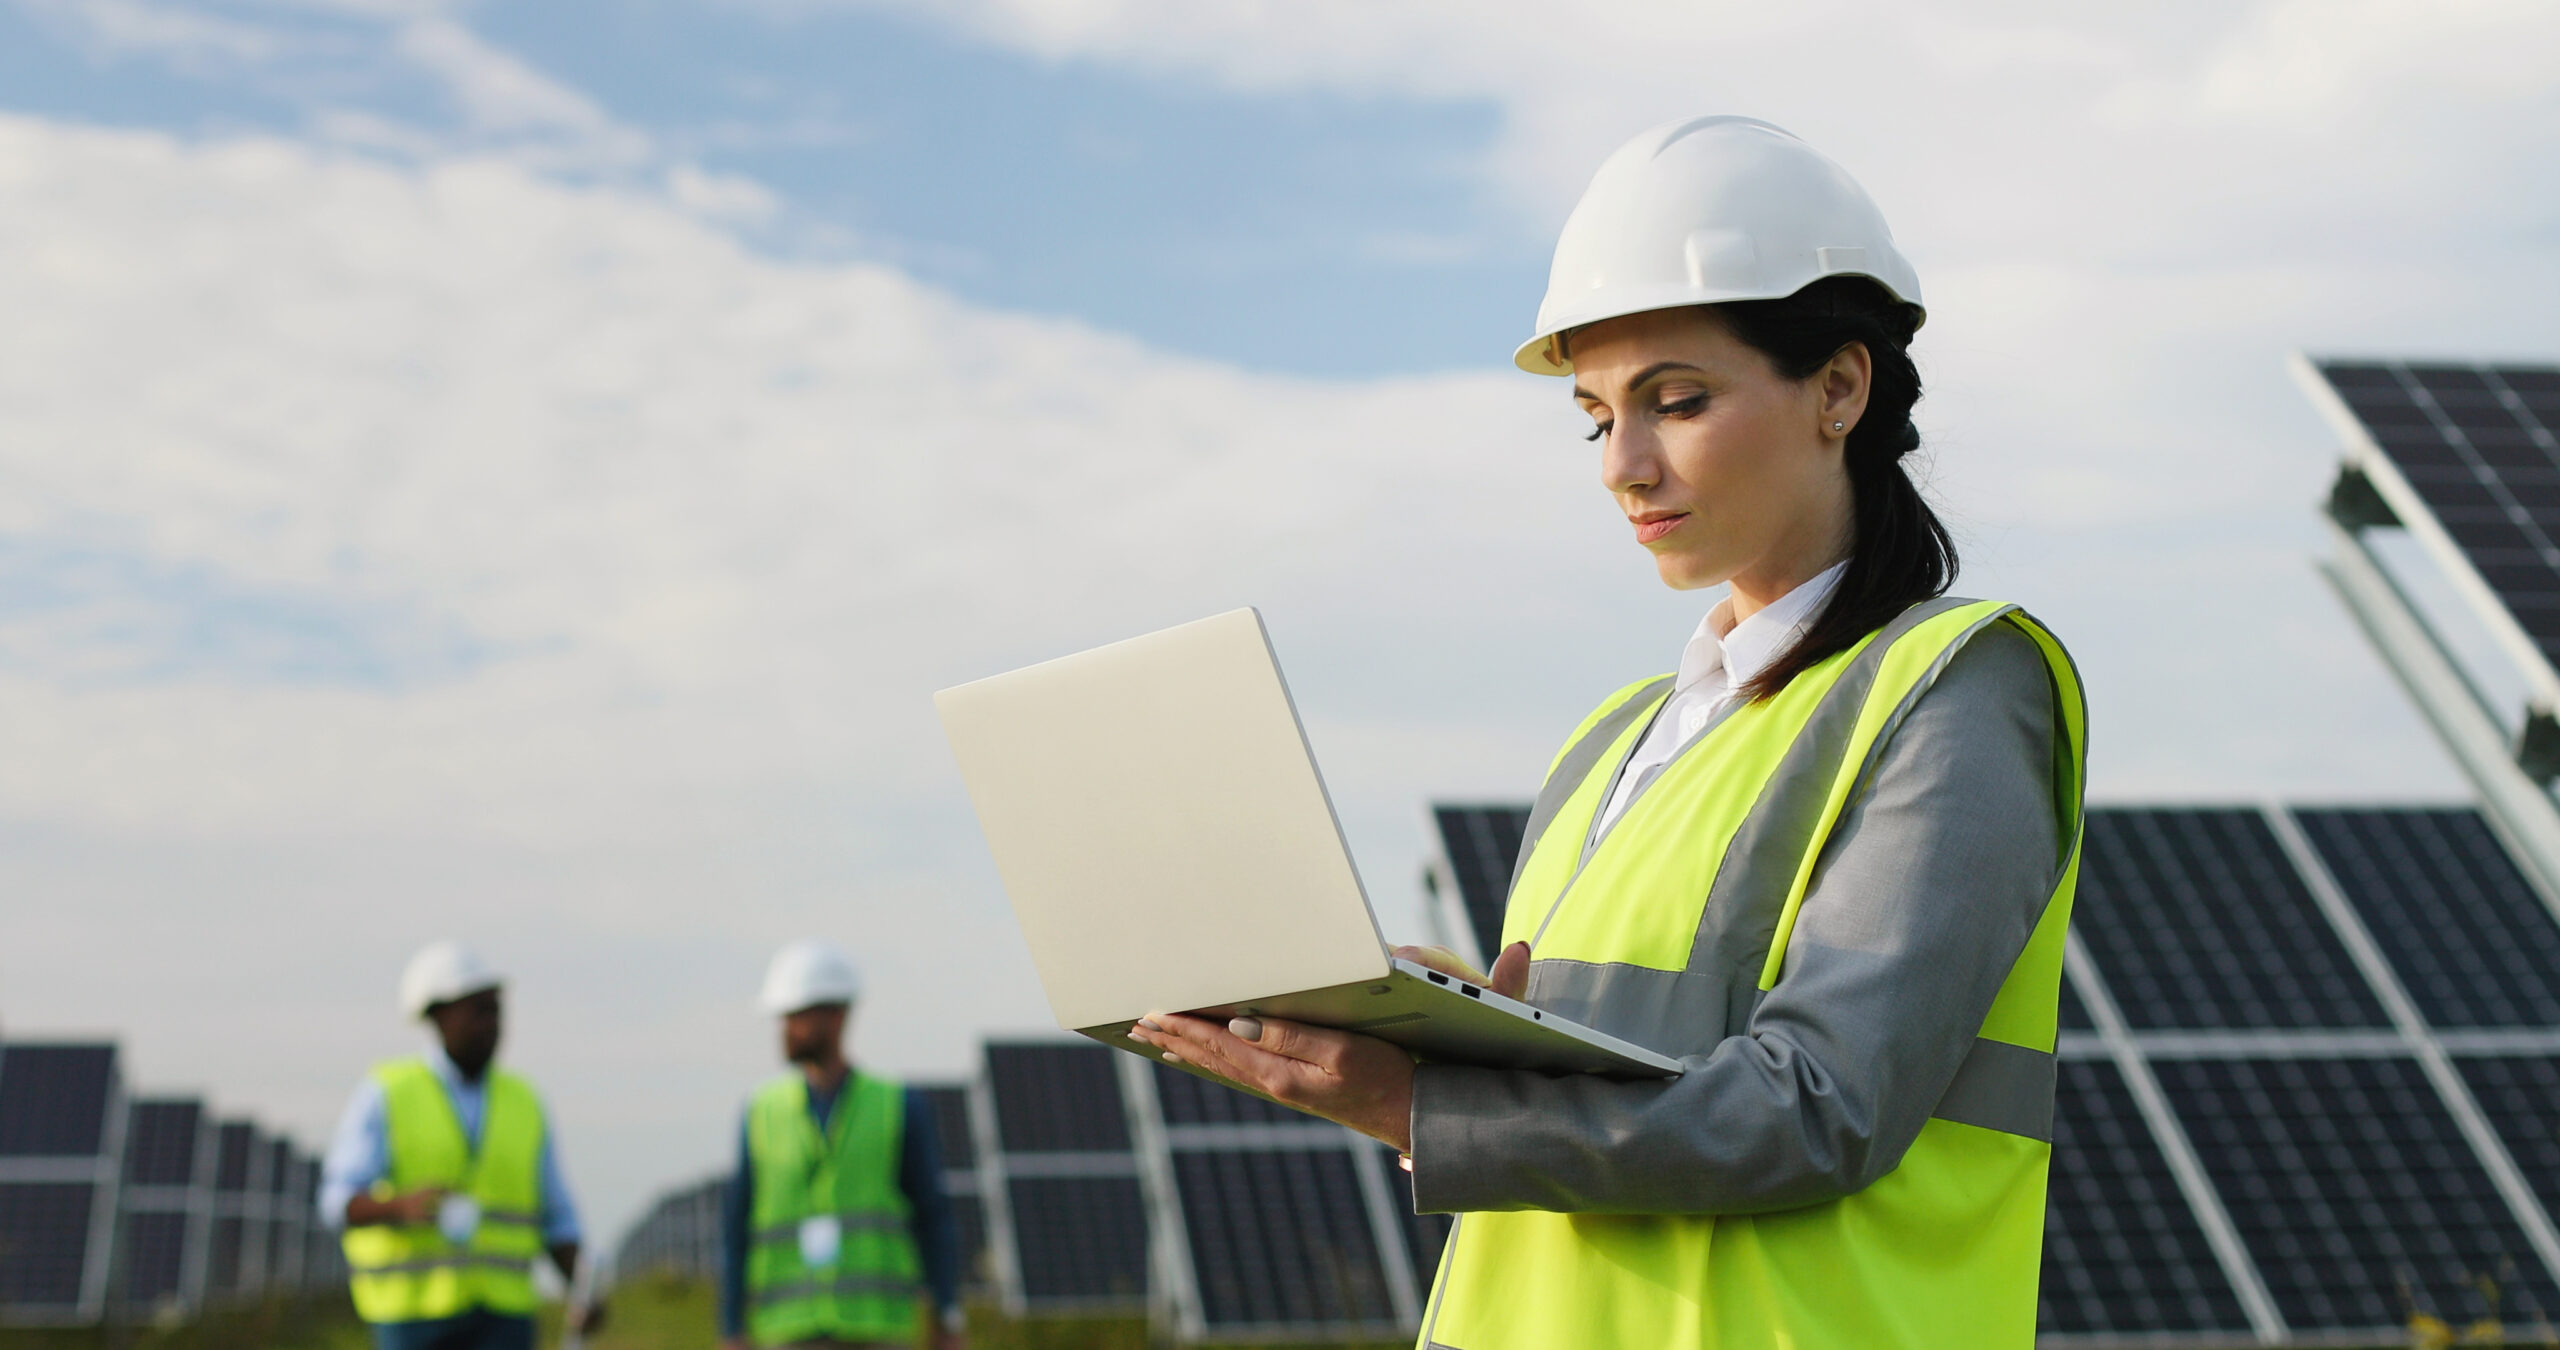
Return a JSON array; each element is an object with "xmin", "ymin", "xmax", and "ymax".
[{"xmin": 1714, "ymin": 275, "xmax": 1954, "ymax": 701}]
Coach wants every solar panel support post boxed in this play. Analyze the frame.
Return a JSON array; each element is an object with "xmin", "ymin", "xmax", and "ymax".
[
  {"xmin": 2262, "ymin": 804, "xmax": 2560, "ymax": 1302},
  {"xmin": 2060, "ymin": 936, "xmax": 2289, "ymax": 1345},
  {"xmin": 2317, "ymin": 513, "xmax": 2560, "ymax": 913},
  {"xmin": 1113, "ymin": 1053, "xmax": 1202, "ymax": 1344},
  {"xmin": 965, "ymin": 1071, "xmax": 1028, "ymax": 1319}
]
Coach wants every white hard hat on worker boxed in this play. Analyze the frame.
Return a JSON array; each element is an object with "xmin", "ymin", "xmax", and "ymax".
[
  {"xmin": 1516, "ymin": 115, "xmax": 1923, "ymax": 377},
  {"xmin": 760, "ymin": 939, "xmax": 864, "ymax": 1015},
  {"xmin": 399, "ymin": 940, "xmax": 504, "ymax": 1019}
]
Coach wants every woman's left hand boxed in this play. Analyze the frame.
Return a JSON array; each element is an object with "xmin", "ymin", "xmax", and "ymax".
[{"xmin": 1128, "ymin": 1013, "xmax": 1415, "ymax": 1152}]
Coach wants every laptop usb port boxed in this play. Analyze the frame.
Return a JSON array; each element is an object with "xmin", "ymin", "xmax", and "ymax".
[{"xmin": 1461, "ymin": 984, "xmax": 1481, "ymax": 999}]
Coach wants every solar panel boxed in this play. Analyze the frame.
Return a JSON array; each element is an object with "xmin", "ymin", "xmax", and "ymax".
[
  {"xmin": 118, "ymin": 1210, "xmax": 191, "ymax": 1307},
  {"xmin": 913, "ymin": 1081, "xmax": 988, "ymax": 1293},
  {"xmin": 2056, "ymin": 966, "xmax": 2095, "ymax": 1031},
  {"xmin": 122, "ymin": 1099, "xmax": 204, "ymax": 1187},
  {"xmin": 1376, "ymin": 1143, "xmax": 1450, "ymax": 1295},
  {"xmin": 1005, "ymin": 1175, "xmax": 1149, "ymax": 1305},
  {"xmin": 985, "ymin": 1043, "xmax": 1130, "ymax": 1153},
  {"xmin": 0, "ymin": 1044, "xmax": 119, "ymax": 1157},
  {"xmin": 1428, "ymin": 805, "xmax": 1529, "ymax": 966},
  {"xmin": 207, "ymin": 1216, "xmax": 246, "ymax": 1299},
  {"xmin": 2294, "ymin": 807, "xmax": 2560, "ymax": 1026},
  {"xmin": 2157, "ymin": 1056, "xmax": 2560, "ymax": 1331},
  {"xmin": 0, "ymin": 1182, "xmax": 97, "ymax": 1309},
  {"xmin": 2454, "ymin": 1056, "xmax": 2560, "ymax": 1239},
  {"xmin": 2313, "ymin": 361, "xmax": 2560, "ymax": 662},
  {"xmin": 979, "ymin": 1042, "xmax": 1146, "ymax": 1312},
  {"xmin": 1173, "ymin": 1148, "xmax": 1397, "ymax": 1332},
  {"xmin": 212, "ymin": 1122, "xmax": 256, "ymax": 1193},
  {"xmin": 2038, "ymin": 1059, "xmax": 2248, "ymax": 1336},
  {"xmin": 2073, "ymin": 808, "xmax": 2389, "ymax": 1028}
]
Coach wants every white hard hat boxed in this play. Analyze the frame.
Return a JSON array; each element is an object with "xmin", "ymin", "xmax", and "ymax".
[
  {"xmin": 760, "ymin": 940, "xmax": 863, "ymax": 1015},
  {"xmin": 399, "ymin": 941, "xmax": 503, "ymax": 1019},
  {"xmin": 1516, "ymin": 115, "xmax": 1924, "ymax": 376}
]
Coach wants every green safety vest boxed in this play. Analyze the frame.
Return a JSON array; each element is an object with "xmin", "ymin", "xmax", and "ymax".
[
  {"xmin": 1420, "ymin": 598, "xmax": 2087, "ymax": 1350},
  {"xmin": 745, "ymin": 1071, "xmax": 923, "ymax": 1346},
  {"xmin": 341, "ymin": 1058, "xmax": 546, "ymax": 1323}
]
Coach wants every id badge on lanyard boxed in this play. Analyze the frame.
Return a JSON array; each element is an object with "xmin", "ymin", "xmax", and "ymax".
[
  {"xmin": 799, "ymin": 1215, "xmax": 843, "ymax": 1267},
  {"xmin": 438, "ymin": 1194, "xmax": 482, "ymax": 1246}
]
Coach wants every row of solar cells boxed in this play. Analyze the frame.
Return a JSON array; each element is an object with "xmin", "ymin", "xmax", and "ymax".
[
  {"xmin": 1429, "ymin": 801, "xmax": 2560, "ymax": 1346},
  {"xmin": 616, "ymin": 1044, "xmax": 1447, "ymax": 1342},
  {"xmin": 0, "ymin": 1041, "xmax": 339, "ymax": 1328}
]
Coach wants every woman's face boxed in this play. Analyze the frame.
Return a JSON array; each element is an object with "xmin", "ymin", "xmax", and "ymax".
[{"xmin": 1570, "ymin": 306, "xmax": 1865, "ymax": 594}]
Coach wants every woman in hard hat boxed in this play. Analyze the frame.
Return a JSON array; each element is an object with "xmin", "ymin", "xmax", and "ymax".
[{"xmin": 1130, "ymin": 116, "xmax": 2084, "ymax": 1349}]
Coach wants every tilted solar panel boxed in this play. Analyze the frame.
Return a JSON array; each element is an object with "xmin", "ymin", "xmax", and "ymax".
[
  {"xmin": 0, "ymin": 1182, "xmax": 97, "ymax": 1308},
  {"xmin": 2294, "ymin": 807, "xmax": 2560, "ymax": 1026},
  {"xmin": 985, "ymin": 1043, "xmax": 1129, "ymax": 1153},
  {"xmin": 2316, "ymin": 361, "xmax": 2560, "ymax": 664},
  {"xmin": 1375, "ymin": 1143, "xmax": 1450, "ymax": 1300},
  {"xmin": 207, "ymin": 1216, "xmax": 246, "ymax": 1298},
  {"xmin": 1005, "ymin": 1175, "xmax": 1148, "ymax": 1304},
  {"xmin": 2056, "ymin": 967, "xmax": 2095, "ymax": 1031},
  {"xmin": 0, "ymin": 1044, "xmax": 119, "ymax": 1157},
  {"xmin": 1173, "ymin": 1148, "xmax": 1397, "ymax": 1331},
  {"xmin": 1153, "ymin": 1063, "xmax": 1296, "ymax": 1127},
  {"xmin": 122, "ymin": 1099, "xmax": 204, "ymax": 1187},
  {"xmin": 2073, "ymin": 808, "xmax": 2389, "ymax": 1029},
  {"xmin": 118, "ymin": 1210, "xmax": 191, "ymax": 1307},
  {"xmin": 914, "ymin": 1083, "xmax": 976, "ymax": 1170},
  {"xmin": 1430, "ymin": 805, "xmax": 1530, "ymax": 965},
  {"xmin": 2037, "ymin": 1059, "xmax": 2248, "ymax": 1337},
  {"xmin": 2157, "ymin": 1056, "xmax": 2560, "ymax": 1331},
  {"xmin": 2454, "ymin": 1056, "xmax": 2560, "ymax": 1241},
  {"xmin": 212, "ymin": 1123, "xmax": 256, "ymax": 1193}
]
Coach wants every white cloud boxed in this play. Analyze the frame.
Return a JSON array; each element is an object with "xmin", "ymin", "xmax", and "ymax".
[{"xmin": 11, "ymin": 0, "xmax": 2553, "ymax": 1228}]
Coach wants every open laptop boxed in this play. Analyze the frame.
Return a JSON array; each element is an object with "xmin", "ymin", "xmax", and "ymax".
[{"xmin": 935, "ymin": 608, "xmax": 1680, "ymax": 1081}]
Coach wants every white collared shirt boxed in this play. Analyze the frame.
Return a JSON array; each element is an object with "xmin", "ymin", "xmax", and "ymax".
[{"xmin": 1595, "ymin": 560, "xmax": 1849, "ymax": 833}]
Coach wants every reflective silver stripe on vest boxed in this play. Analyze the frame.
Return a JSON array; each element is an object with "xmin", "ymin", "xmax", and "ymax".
[
  {"xmin": 1931, "ymin": 1037, "xmax": 2056, "ymax": 1142},
  {"xmin": 748, "ymin": 1274, "xmax": 922, "ymax": 1308},
  {"xmin": 750, "ymin": 1212, "xmax": 911, "ymax": 1246},
  {"xmin": 350, "ymin": 1254, "xmax": 537, "ymax": 1277}
]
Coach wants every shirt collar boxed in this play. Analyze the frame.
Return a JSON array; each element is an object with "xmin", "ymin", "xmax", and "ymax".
[{"xmin": 1677, "ymin": 559, "xmax": 1849, "ymax": 694}]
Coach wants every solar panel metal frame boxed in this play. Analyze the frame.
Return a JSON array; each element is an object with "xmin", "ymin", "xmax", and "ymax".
[
  {"xmin": 0, "ymin": 1043, "xmax": 127, "ymax": 1327},
  {"xmin": 2298, "ymin": 354, "xmax": 2560, "ymax": 907},
  {"xmin": 1117, "ymin": 1056, "xmax": 1421, "ymax": 1343},
  {"xmin": 973, "ymin": 1040, "xmax": 1148, "ymax": 1318},
  {"xmin": 115, "ymin": 1096, "xmax": 216, "ymax": 1316},
  {"xmin": 205, "ymin": 1120, "xmax": 275, "ymax": 1304},
  {"xmin": 912, "ymin": 1080, "xmax": 990, "ymax": 1295}
]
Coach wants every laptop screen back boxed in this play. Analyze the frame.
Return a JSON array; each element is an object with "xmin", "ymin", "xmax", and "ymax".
[{"xmin": 935, "ymin": 608, "xmax": 1389, "ymax": 1029}]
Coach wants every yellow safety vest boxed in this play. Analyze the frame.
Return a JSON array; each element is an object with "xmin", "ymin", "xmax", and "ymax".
[
  {"xmin": 1421, "ymin": 599, "xmax": 2086, "ymax": 1350},
  {"xmin": 744, "ymin": 1071, "xmax": 922, "ymax": 1346},
  {"xmin": 341, "ymin": 1058, "xmax": 546, "ymax": 1323}
]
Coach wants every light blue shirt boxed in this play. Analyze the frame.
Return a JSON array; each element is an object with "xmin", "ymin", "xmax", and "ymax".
[{"xmin": 317, "ymin": 1043, "xmax": 582, "ymax": 1244}]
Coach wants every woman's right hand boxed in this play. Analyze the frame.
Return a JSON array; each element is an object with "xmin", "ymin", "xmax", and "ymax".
[{"xmin": 1391, "ymin": 941, "xmax": 1532, "ymax": 999}]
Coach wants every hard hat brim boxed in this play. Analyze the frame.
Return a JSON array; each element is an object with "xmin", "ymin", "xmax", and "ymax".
[{"xmin": 1514, "ymin": 283, "xmax": 1927, "ymax": 377}]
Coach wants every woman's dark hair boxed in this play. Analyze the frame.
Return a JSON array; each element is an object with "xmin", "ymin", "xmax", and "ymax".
[{"xmin": 1712, "ymin": 274, "xmax": 1955, "ymax": 700}]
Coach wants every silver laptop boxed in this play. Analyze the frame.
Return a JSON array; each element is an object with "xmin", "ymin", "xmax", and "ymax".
[{"xmin": 935, "ymin": 608, "xmax": 1679, "ymax": 1080}]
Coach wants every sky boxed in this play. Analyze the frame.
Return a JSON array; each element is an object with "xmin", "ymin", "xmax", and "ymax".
[{"xmin": 4, "ymin": 0, "xmax": 2559, "ymax": 1248}]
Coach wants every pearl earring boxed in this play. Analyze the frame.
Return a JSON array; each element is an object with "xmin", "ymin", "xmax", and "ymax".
[{"xmin": 1831, "ymin": 421, "xmax": 1845, "ymax": 431}]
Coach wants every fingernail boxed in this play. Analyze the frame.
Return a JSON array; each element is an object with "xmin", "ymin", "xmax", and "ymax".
[
  {"xmin": 1161, "ymin": 1051, "xmax": 1181, "ymax": 1062},
  {"xmin": 1126, "ymin": 1028, "xmax": 1145, "ymax": 1041},
  {"xmin": 1138, "ymin": 1017, "xmax": 1164, "ymax": 1031},
  {"xmin": 1229, "ymin": 1017, "xmax": 1262, "ymax": 1042}
]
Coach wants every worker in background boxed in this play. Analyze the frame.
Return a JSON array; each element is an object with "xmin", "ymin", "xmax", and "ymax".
[
  {"xmin": 720, "ymin": 940, "xmax": 964, "ymax": 1350},
  {"xmin": 1130, "ymin": 116, "xmax": 2085, "ymax": 1348},
  {"xmin": 320, "ymin": 941, "xmax": 602, "ymax": 1350}
]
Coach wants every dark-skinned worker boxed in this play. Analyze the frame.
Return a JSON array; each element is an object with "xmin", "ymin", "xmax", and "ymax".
[
  {"xmin": 319, "ymin": 942, "xmax": 601, "ymax": 1350},
  {"xmin": 1128, "ymin": 117, "xmax": 2086, "ymax": 1348},
  {"xmin": 720, "ymin": 940, "xmax": 965, "ymax": 1350}
]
